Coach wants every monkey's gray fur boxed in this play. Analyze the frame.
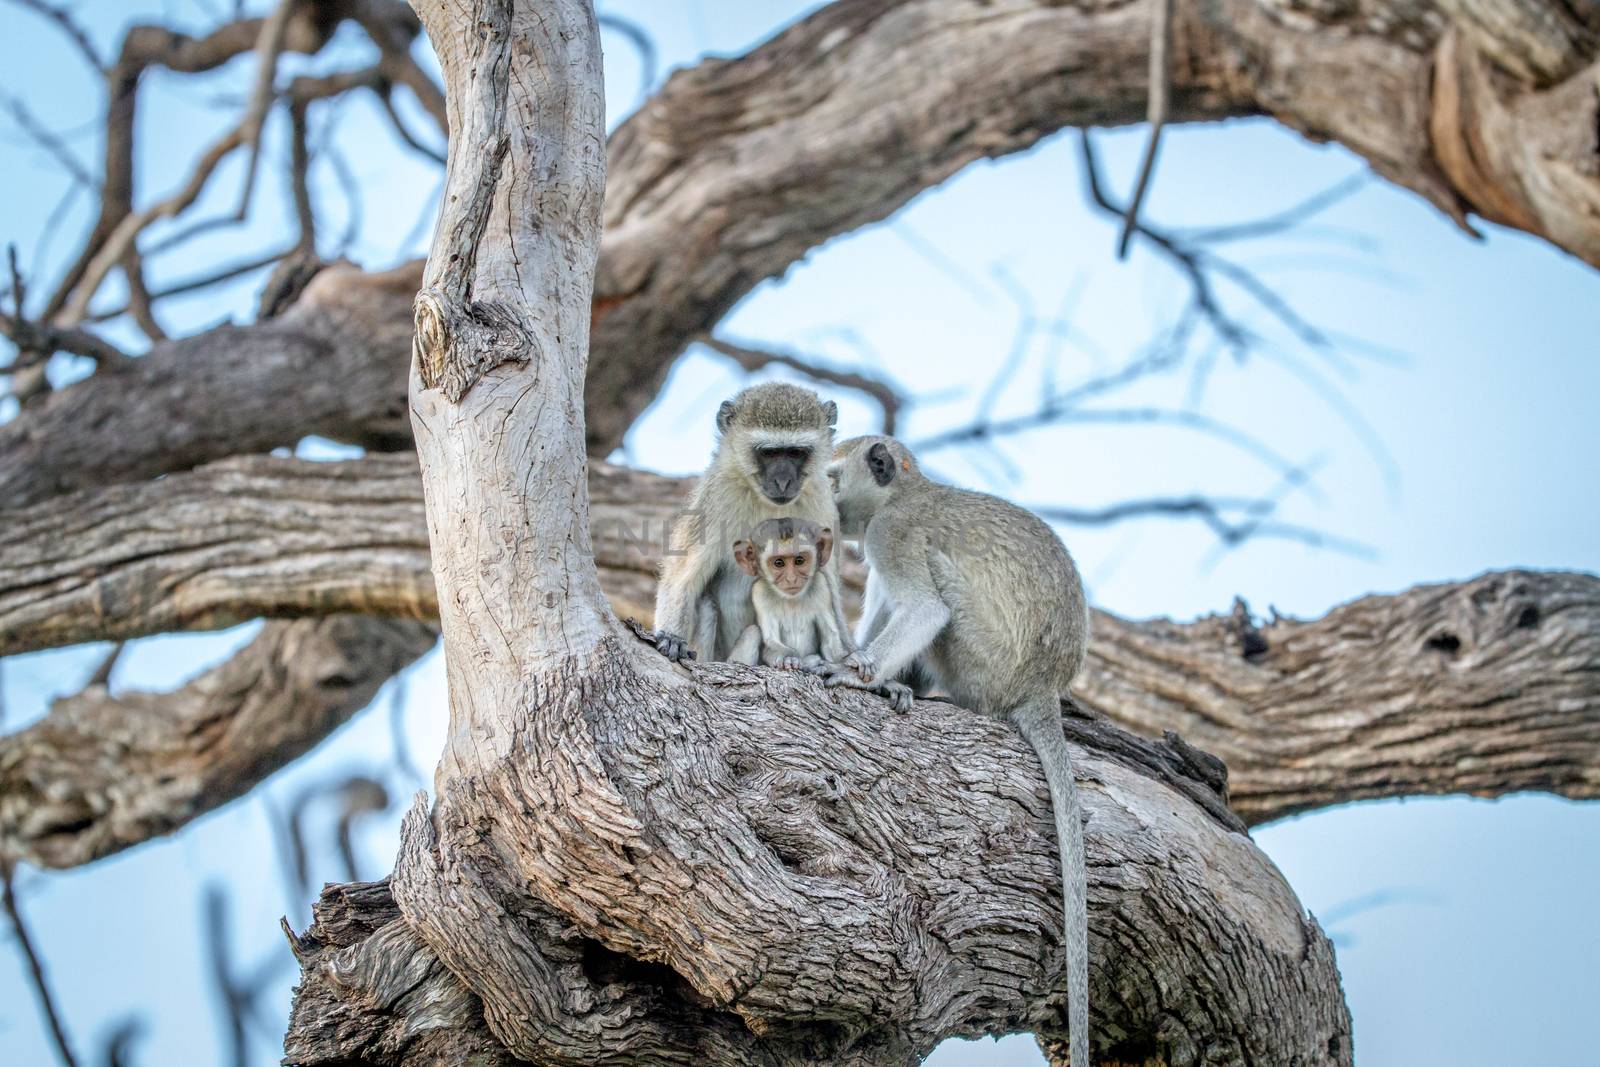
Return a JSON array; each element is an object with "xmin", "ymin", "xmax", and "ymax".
[
  {"xmin": 826, "ymin": 434, "xmax": 1092, "ymax": 1067},
  {"xmin": 652, "ymin": 382, "xmax": 847, "ymax": 663}
]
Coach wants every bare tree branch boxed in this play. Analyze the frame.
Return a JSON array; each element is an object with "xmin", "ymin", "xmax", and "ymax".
[
  {"xmin": 0, "ymin": 615, "xmax": 436, "ymax": 870},
  {"xmin": 2, "ymin": 862, "xmax": 80, "ymax": 1067},
  {"xmin": 699, "ymin": 333, "xmax": 905, "ymax": 434},
  {"xmin": 1117, "ymin": 0, "xmax": 1173, "ymax": 258},
  {"xmin": 1, "ymin": 452, "xmax": 1592, "ymax": 870},
  {"xmin": 5, "ymin": 0, "xmax": 104, "ymax": 73},
  {"xmin": 233, "ymin": 0, "xmax": 298, "ymax": 217}
]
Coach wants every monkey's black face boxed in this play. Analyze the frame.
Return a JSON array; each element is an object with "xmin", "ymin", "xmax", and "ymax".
[{"xmin": 754, "ymin": 446, "xmax": 811, "ymax": 504}]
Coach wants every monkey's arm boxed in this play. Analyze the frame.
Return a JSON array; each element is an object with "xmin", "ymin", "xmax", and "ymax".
[
  {"xmin": 816, "ymin": 584, "xmax": 854, "ymax": 664},
  {"xmin": 728, "ymin": 624, "xmax": 763, "ymax": 665},
  {"xmin": 756, "ymin": 615, "xmax": 809, "ymax": 669},
  {"xmin": 652, "ymin": 512, "xmax": 722, "ymax": 660},
  {"xmin": 841, "ymin": 535, "xmax": 948, "ymax": 685}
]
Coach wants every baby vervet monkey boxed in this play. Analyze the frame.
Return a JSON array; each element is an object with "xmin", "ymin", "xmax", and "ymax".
[
  {"xmin": 651, "ymin": 382, "xmax": 844, "ymax": 663},
  {"xmin": 728, "ymin": 518, "xmax": 859, "ymax": 673},
  {"xmin": 824, "ymin": 435, "xmax": 1094, "ymax": 1067}
]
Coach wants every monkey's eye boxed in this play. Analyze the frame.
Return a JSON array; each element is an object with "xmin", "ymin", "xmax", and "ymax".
[
  {"xmin": 794, "ymin": 555, "xmax": 807, "ymax": 566},
  {"xmin": 773, "ymin": 559, "xmax": 785, "ymax": 568}
]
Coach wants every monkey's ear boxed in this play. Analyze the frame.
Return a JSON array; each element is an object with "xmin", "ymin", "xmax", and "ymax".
[
  {"xmin": 716, "ymin": 400, "xmax": 738, "ymax": 434},
  {"xmin": 866, "ymin": 442, "xmax": 896, "ymax": 487},
  {"xmin": 821, "ymin": 400, "xmax": 838, "ymax": 429},
  {"xmin": 732, "ymin": 540, "xmax": 759, "ymax": 576},
  {"xmin": 814, "ymin": 527, "xmax": 834, "ymax": 569}
]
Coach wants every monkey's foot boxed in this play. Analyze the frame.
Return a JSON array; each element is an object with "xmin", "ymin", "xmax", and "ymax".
[
  {"xmin": 823, "ymin": 667, "xmax": 907, "ymax": 711},
  {"xmin": 874, "ymin": 681, "xmax": 913, "ymax": 712},
  {"xmin": 650, "ymin": 630, "xmax": 695, "ymax": 663}
]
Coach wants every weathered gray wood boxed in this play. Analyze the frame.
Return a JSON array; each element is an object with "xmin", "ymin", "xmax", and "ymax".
[
  {"xmin": 0, "ymin": 454, "xmax": 678, "ymax": 655},
  {"xmin": 285, "ymin": 650, "xmax": 1351, "ymax": 1066},
  {"xmin": 272, "ymin": 3, "xmax": 1355, "ymax": 1064}
]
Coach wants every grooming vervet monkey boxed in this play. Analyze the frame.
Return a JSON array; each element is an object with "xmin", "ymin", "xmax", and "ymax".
[
  {"xmin": 651, "ymin": 382, "xmax": 851, "ymax": 663},
  {"xmin": 824, "ymin": 435, "xmax": 1093, "ymax": 1067},
  {"xmin": 727, "ymin": 519, "xmax": 887, "ymax": 696}
]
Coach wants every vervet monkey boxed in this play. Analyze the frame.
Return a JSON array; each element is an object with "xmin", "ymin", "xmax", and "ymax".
[
  {"xmin": 825, "ymin": 435, "xmax": 1093, "ymax": 1067},
  {"xmin": 652, "ymin": 383, "xmax": 845, "ymax": 662},
  {"xmin": 728, "ymin": 518, "xmax": 875, "ymax": 681}
]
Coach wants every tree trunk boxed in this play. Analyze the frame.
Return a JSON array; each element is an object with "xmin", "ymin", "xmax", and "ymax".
[{"xmin": 276, "ymin": 3, "xmax": 1351, "ymax": 1065}]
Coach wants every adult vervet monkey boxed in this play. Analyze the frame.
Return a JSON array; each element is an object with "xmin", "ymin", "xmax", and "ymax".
[
  {"xmin": 651, "ymin": 383, "xmax": 845, "ymax": 662},
  {"xmin": 825, "ymin": 435, "xmax": 1093, "ymax": 1067}
]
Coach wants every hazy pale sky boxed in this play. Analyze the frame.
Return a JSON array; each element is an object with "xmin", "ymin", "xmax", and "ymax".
[{"xmin": 2, "ymin": 3, "xmax": 1596, "ymax": 1065}]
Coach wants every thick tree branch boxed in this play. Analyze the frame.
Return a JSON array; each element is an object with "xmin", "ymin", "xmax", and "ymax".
[
  {"xmin": 1, "ymin": 453, "xmax": 1593, "ymax": 844},
  {"xmin": 0, "ymin": 454, "xmax": 671, "ymax": 653},
  {"xmin": 1076, "ymin": 571, "xmax": 1600, "ymax": 823},
  {"xmin": 283, "ymin": 643, "xmax": 1350, "ymax": 1067},
  {"xmin": 0, "ymin": 263, "xmax": 419, "ymax": 510},
  {"xmin": 0, "ymin": 616, "xmax": 435, "ymax": 870}
]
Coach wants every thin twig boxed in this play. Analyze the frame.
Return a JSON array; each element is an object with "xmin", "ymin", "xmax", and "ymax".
[
  {"xmin": 6, "ymin": 0, "xmax": 104, "ymax": 73},
  {"xmin": 87, "ymin": 246, "xmax": 292, "ymax": 321},
  {"xmin": 1117, "ymin": 0, "xmax": 1173, "ymax": 258},
  {"xmin": 700, "ymin": 333, "xmax": 906, "ymax": 434},
  {"xmin": 3, "ymin": 864, "xmax": 81, "ymax": 1067},
  {"xmin": 85, "ymin": 642, "xmax": 125, "ymax": 689},
  {"xmin": 234, "ymin": 0, "xmax": 299, "ymax": 218},
  {"xmin": 55, "ymin": 122, "xmax": 249, "ymax": 326},
  {"xmin": 375, "ymin": 84, "xmax": 447, "ymax": 164},
  {"xmin": 598, "ymin": 10, "xmax": 658, "ymax": 106},
  {"xmin": 0, "ymin": 93, "xmax": 98, "ymax": 189}
]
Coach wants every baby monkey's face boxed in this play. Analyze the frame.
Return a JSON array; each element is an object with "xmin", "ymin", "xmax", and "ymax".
[
  {"xmin": 760, "ymin": 542, "xmax": 816, "ymax": 598},
  {"xmin": 733, "ymin": 520, "xmax": 833, "ymax": 598}
]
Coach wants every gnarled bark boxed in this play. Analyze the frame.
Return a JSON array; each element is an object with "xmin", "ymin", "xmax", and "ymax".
[
  {"xmin": 0, "ymin": 454, "xmax": 678, "ymax": 655},
  {"xmin": 285, "ymin": 654, "xmax": 1349, "ymax": 1067}
]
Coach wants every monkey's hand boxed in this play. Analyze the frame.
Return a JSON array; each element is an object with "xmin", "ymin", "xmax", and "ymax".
[
  {"xmin": 651, "ymin": 630, "xmax": 694, "ymax": 663},
  {"xmin": 874, "ymin": 681, "xmax": 914, "ymax": 713},
  {"xmin": 776, "ymin": 655, "xmax": 807, "ymax": 671},
  {"xmin": 842, "ymin": 649, "xmax": 877, "ymax": 683}
]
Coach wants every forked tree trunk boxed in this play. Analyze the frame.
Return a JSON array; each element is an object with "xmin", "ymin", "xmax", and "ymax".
[{"xmin": 284, "ymin": 2, "xmax": 1352, "ymax": 1064}]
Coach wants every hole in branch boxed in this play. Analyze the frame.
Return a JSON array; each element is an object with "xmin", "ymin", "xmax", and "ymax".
[{"xmin": 1425, "ymin": 632, "xmax": 1461, "ymax": 655}]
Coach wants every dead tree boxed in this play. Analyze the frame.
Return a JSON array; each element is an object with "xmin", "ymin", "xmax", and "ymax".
[{"xmin": 0, "ymin": 0, "xmax": 1597, "ymax": 1063}]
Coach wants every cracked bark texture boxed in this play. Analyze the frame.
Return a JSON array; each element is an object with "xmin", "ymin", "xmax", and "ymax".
[
  {"xmin": 1, "ymin": 448, "xmax": 1594, "ymax": 867},
  {"xmin": 274, "ymin": 2, "xmax": 1350, "ymax": 1064},
  {"xmin": 3, "ymin": 0, "xmax": 1596, "ymax": 508}
]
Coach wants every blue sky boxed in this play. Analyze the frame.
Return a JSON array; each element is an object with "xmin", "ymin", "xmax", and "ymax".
[{"xmin": 2, "ymin": 2, "xmax": 1597, "ymax": 1065}]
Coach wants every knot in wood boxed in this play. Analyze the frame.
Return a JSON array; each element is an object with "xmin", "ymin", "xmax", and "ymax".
[{"xmin": 412, "ymin": 287, "xmax": 536, "ymax": 403}]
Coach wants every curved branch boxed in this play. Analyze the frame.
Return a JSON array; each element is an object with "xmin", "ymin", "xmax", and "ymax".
[
  {"xmin": 7, "ymin": 0, "xmax": 1599, "ymax": 497},
  {"xmin": 0, "ymin": 616, "xmax": 435, "ymax": 870},
  {"xmin": 0, "ymin": 262, "xmax": 421, "ymax": 510}
]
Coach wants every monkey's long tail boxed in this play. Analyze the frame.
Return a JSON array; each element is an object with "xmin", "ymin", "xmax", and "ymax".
[{"xmin": 1013, "ymin": 698, "xmax": 1089, "ymax": 1067}]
